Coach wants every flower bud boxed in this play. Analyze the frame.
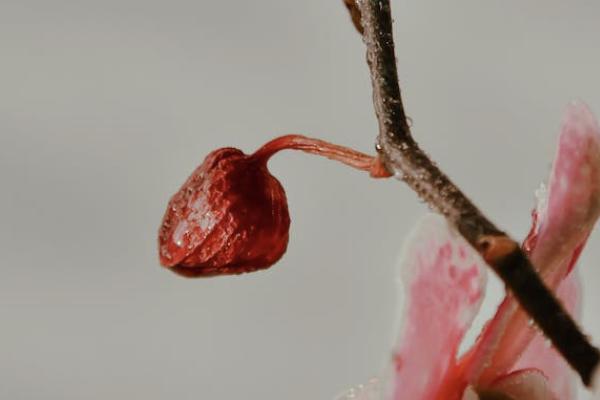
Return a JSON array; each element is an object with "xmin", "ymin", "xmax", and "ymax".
[
  {"xmin": 158, "ymin": 134, "xmax": 389, "ymax": 277},
  {"xmin": 159, "ymin": 147, "xmax": 290, "ymax": 277}
]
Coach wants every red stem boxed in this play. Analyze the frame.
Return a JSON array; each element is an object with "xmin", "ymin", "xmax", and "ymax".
[{"xmin": 252, "ymin": 134, "xmax": 391, "ymax": 178}]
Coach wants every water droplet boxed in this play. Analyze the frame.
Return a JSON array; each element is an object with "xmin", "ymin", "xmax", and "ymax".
[
  {"xmin": 528, "ymin": 319, "xmax": 535, "ymax": 327},
  {"xmin": 399, "ymin": 142, "xmax": 410, "ymax": 151}
]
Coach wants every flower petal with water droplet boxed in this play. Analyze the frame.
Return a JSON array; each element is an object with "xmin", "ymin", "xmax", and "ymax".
[
  {"xmin": 461, "ymin": 102, "xmax": 600, "ymax": 385},
  {"xmin": 386, "ymin": 214, "xmax": 487, "ymax": 400},
  {"xmin": 334, "ymin": 378, "xmax": 382, "ymax": 400},
  {"xmin": 510, "ymin": 271, "xmax": 581, "ymax": 400},
  {"xmin": 531, "ymin": 101, "xmax": 600, "ymax": 284},
  {"xmin": 486, "ymin": 369, "xmax": 558, "ymax": 400}
]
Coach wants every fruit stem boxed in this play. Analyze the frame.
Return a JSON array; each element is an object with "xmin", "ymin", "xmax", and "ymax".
[{"xmin": 252, "ymin": 134, "xmax": 391, "ymax": 178}]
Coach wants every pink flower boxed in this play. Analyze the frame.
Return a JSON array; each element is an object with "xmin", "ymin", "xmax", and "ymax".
[{"xmin": 339, "ymin": 102, "xmax": 600, "ymax": 400}]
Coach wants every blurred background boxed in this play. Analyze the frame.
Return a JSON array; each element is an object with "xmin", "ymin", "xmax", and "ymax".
[{"xmin": 2, "ymin": 1, "xmax": 600, "ymax": 399}]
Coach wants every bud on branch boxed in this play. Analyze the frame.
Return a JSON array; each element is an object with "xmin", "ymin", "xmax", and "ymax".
[{"xmin": 159, "ymin": 135, "xmax": 389, "ymax": 277}]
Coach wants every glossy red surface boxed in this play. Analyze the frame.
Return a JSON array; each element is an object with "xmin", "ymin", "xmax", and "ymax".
[
  {"xmin": 158, "ymin": 148, "xmax": 290, "ymax": 277},
  {"xmin": 158, "ymin": 134, "xmax": 386, "ymax": 278}
]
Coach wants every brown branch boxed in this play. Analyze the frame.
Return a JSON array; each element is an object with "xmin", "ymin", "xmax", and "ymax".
[
  {"xmin": 354, "ymin": 0, "xmax": 599, "ymax": 386},
  {"xmin": 343, "ymin": 0, "xmax": 363, "ymax": 34}
]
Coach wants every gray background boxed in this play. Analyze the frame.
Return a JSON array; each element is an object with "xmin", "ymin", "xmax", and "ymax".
[{"xmin": 2, "ymin": 1, "xmax": 600, "ymax": 399}]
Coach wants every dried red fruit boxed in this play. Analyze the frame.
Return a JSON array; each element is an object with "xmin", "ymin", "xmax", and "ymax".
[{"xmin": 158, "ymin": 134, "xmax": 389, "ymax": 277}]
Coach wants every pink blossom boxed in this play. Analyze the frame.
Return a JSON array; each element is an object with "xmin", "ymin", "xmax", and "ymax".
[{"xmin": 340, "ymin": 102, "xmax": 600, "ymax": 400}]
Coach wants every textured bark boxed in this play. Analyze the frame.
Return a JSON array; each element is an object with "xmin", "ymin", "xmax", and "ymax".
[{"xmin": 352, "ymin": 0, "xmax": 599, "ymax": 386}]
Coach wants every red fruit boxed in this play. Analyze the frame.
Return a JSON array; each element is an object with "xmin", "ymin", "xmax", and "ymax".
[
  {"xmin": 158, "ymin": 134, "xmax": 389, "ymax": 277},
  {"xmin": 158, "ymin": 148, "xmax": 290, "ymax": 277}
]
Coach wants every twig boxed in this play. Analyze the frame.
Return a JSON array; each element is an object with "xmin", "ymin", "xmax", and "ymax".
[
  {"xmin": 352, "ymin": 0, "xmax": 599, "ymax": 386},
  {"xmin": 343, "ymin": 0, "xmax": 363, "ymax": 34}
]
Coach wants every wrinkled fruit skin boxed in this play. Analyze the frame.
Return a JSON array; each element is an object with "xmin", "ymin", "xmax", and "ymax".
[{"xmin": 158, "ymin": 148, "xmax": 290, "ymax": 277}]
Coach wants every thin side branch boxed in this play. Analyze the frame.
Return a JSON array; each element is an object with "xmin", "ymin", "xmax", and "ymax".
[
  {"xmin": 343, "ymin": 0, "xmax": 363, "ymax": 34},
  {"xmin": 355, "ymin": 0, "xmax": 599, "ymax": 386}
]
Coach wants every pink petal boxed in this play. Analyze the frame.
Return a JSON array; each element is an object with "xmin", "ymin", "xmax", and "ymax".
[
  {"xmin": 487, "ymin": 369, "xmax": 558, "ymax": 400},
  {"xmin": 460, "ymin": 386, "xmax": 480, "ymax": 400},
  {"xmin": 461, "ymin": 102, "xmax": 600, "ymax": 385},
  {"xmin": 511, "ymin": 271, "xmax": 581, "ymax": 400},
  {"xmin": 531, "ymin": 101, "xmax": 600, "ymax": 285},
  {"xmin": 334, "ymin": 379, "xmax": 381, "ymax": 400},
  {"xmin": 387, "ymin": 215, "xmax": 487, "ymax": 400}
]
